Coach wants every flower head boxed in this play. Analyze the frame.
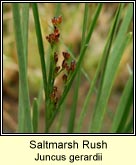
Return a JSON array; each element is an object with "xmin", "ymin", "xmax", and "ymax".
[
  {"xmin": 51, "ymin": 16, "xmax": 62, "ymax": 26},
  {"xmin": 63, "ymin": 52, "xmax": 70, "ymax": 60},
  {"xmin": 70, "ymin": 60, "xmax": 76, "ymax": 71},
  {"xmin": 46, "ymin": 30, "xmax": 60, "ymax": 45}
]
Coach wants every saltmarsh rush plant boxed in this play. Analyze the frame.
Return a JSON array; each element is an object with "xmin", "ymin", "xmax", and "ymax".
[{"xmin": 12, "ymin": 3, "xmax": 133, "ymax": 133}]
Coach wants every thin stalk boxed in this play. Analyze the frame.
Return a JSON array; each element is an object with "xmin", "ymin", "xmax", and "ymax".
[
  {"xmin": 18, "ymin": 3, "xmax": 30, "ymax": 132},
  {"xmin": 55, "ymin": 3, "xmax": 61, "ymax": 16},
  {"xmin": 32, "ymin": 4, "xmax": 48, "ymax": 98},
  {"xmin": 122, "ymin": 116, "xmax": 133, "ymax": 133},
  {"xmin": 21, "ymin": 3, "xmax": 29, "ymax": 66},
  {"xmin": 67, "ymin": 73, "xmax": 81, "ymax": 133},
  {"xmin": 112, "ymin": 74, "xmax": 133, "ymax": 133},
  {"xmin": 32, "ymin": 4, "xmax": 49, "ymax": 132},
  {"xmin": 32, "ymin": 98, "xmax": 39, "ymax": 133},
  {"xmin": 67, "ymin": 4, "xmax": 89, "ymax": 133},
  {"xmin": 55, "ymin": 100, "xmax": 66, "ymax": 133}
]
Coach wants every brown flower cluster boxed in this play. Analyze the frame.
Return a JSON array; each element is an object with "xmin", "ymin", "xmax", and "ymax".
[
  {"xmin": 50, "ymin": 86, "xmax": 58, "ymax": 106},
  {"xmin": 61, "ymin": 52, "xmax": 76, "ymax": 82},
  {"xmin": 46, "ymin": 16, "xmax": 62, "ymax": 45},
  {"xmin": 46, "ymin": 16, "xmax": 76, "ymax": 106},
  {"xmin": 51, "ymin": 16, "xmax": 62, "ymax": 26},
  {"xmin": 53, "ymin": 51, "xmax": 76, "ymax": 82}
]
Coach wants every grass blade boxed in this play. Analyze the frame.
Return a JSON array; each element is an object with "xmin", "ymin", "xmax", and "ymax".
[
  {"xmin": 55, "ymin": 101, "xmax": 66, "ymax": 133},
  {"xmin": 67, "ymin": 4, "xmax": 89, "ymax": 133},
  {"xmin": 21, "ymin": 3, "xmax": 29, "ymax": 65},
  {"xmin": 90, "ymin": 33, "xmax": 132, "ymax": 133},
  {"xmin": 32, "ymin": 3, "xmax": 49, "ymax": 132},
  {"xmin": 111, "ymin": 74, "xmax": 133, "ymax": 133},
  {"xmin": 32, "ymin": 98, "xmax": 39, "ymax": 133},
  {"xmin": 32, "ymin": 82, "xmax": 43, "ymax": 133},
  {"xmin": 122, "ymin": 116, "xmax": 133, "ymax": 133},
  {"xmin": 31, "ymin": 3, "xmax": 48, "ymax": 98},
  {"xmin": 76, "ymin": 4, "xmax": 123, "ymax": 132},
  {"xmin": 18, "ymin": 3, "xmax": 30, "ymax": 132},
  {"xmin": 12, "ymin": 3, "xmax": 32, "ymax": 132},
  {"xmin": 67, "ymin": 73, "xmax": 81, "ymax": 133},
  {"xmin": 89, "ymin": 3, "xmax": 133, "ymax": 132}
]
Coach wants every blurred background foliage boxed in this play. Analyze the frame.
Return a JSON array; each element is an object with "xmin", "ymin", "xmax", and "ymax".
[{"xmin": 3, "ymin": 3, "xmax": 133, "ymax": 133}]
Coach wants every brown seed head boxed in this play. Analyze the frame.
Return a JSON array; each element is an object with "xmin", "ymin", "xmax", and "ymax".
[
  {"xmin": 53, "ymin": 86, "xmax": 58, "ymax": 93},
  {"xmin": 55, "ymin": 66, "xmax": 60, "ymax": 73},
  {"xmin": 51, "ymin": 16, "xmax": 62, "ymax": 26},
  {"xmin": 70, "ymin": 60, "xmax": 76, "ymax": 71},
  {"xmin": 54, "ymin": 52, "xmax": 58, "ymax": 63},
  {"xmin": 62, "ymin": 60, "xmax": 68, "ymax": 69},
  {"xmin": 62, "ymin": 52, "xmax": 70, "ymax": 60},
  {"xmin": 62, "ymin": 74, "xmax": 67, "ymax": 82}
]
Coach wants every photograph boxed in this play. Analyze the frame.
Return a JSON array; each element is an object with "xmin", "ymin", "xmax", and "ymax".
[{"xmin": 2, "ymin": 2, "xmax": 134, "ymax": 134}]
